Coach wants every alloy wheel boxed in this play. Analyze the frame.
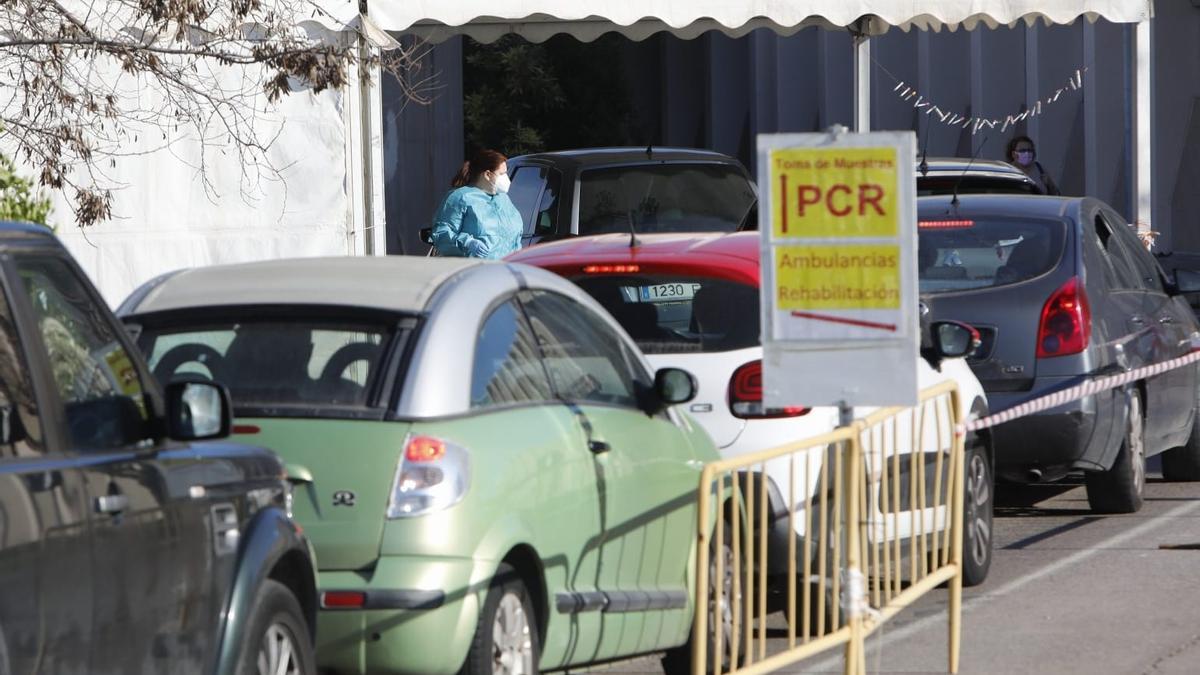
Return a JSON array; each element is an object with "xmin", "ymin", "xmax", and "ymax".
[
  {"xmin": 1130, "ymin": 396, "xmax": 1146, "ymax": 496},
  {"xmin": 965, "ymin": 452, "xmax": 992, "ymax": 567},
  {"xmin": 256, "ymin": 622, "xmax": 301, "ymax": 675},
  {"xmin": 491, "ymin": 592, "xmax": 534, "ymax": 675}
]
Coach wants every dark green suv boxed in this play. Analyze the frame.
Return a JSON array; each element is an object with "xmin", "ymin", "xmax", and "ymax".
[{"xmin": 0, "ymin": 221, "xmax": 317, "ymax": 674}]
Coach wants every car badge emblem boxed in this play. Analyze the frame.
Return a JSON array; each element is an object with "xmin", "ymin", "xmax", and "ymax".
[{"xmin": 332, "ymin": 490, "xmax": 356, "ymax": 507}]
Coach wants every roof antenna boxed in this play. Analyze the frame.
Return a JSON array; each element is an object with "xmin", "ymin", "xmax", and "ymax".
[
  {"xmin": 645, "ymin": 143, "xmax": 653, "ymax": 159},
  {"xmin": 625, "ymin": 210, "xmax": 641, "ymax": 248},
  {"xmin": 950, "ymin": 136, "xmax": 988, "ymax": 210},
  {"xmin": 918, "ymin": 123, "xmax": 931, "ymax": 177}
]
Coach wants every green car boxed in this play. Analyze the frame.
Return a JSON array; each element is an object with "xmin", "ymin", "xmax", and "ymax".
[{"xmin": 119, "ymin": 257, "xmax": 722, "ymax": 674}]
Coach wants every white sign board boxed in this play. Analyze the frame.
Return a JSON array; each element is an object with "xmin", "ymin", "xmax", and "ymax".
[{"xmin": 758, "ymin": 129, "xmax": 918, "ymax": 408}]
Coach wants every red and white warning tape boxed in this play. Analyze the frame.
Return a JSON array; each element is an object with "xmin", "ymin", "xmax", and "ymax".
[{"xmin": 961, "ymin": 348, "xmax": 1200, "ymax": 434}]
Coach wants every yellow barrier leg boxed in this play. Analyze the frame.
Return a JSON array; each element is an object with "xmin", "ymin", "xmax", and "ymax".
[{"xmin": 949, "ymin": 396, "xmax": 964, "ymax": 674}]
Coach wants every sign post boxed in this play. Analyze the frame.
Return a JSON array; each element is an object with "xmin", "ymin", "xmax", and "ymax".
[{"xmin": 758, "ymin": 126, "xmax": 918, "ymax": 408}]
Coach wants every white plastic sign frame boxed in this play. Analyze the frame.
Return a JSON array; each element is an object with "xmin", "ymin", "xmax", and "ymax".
[{"xmin": 758, "ymin": 129, "xmax": 918, "ymax": 408}]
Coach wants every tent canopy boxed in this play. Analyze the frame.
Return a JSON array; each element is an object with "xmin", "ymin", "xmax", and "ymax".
[{"xmin": 354, "ymin": 0, "xmax": 1151, "ymax": 43}]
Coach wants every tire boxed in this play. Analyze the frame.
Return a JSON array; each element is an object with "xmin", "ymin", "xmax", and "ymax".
[
  {"xmin": 961, "ymin": 441, "xmax": 994, "ymax": 587},
  {"xmin": 460, "ymin": 564, "xmax": 540, "ymax": 675},
  {"xmin": 662, "ymin": 524, "xmax": 741, "ymax": 675},
  {"xmin": 1162, "ymin": 411, "xmax": 1200, "ymax": 481},
  {"xmin": 1086, "ymin": 392, "xmax": 1146, "ymax": 514},
  {"xmin": 235, "ymin": 579, "xmax": 315, "ymax": 675}
]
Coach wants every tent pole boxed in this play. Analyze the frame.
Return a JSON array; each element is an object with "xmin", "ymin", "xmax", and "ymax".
[
  {"xmin": 1134, "ymin": 17, "xmax": 1152, "ymax": 238},
  {"xmin": 853, "ymin": 30, "xmax": 871, "ymax": 132}
]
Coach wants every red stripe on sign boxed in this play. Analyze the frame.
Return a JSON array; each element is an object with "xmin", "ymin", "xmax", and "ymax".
[
  {"xmin": 790, "ymin": 311, "xmax": 897, "ymax": 332},
  {"xmin": 780, "ymin": 172, "xmax": 788, "ymax": 234}
]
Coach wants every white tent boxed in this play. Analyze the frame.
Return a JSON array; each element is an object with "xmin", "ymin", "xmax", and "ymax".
[{"xmin": 359, "ymin": 0, "xmax": 1153, "ymax": 226}]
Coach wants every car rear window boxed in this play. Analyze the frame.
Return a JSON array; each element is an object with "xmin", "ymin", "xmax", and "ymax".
[
  {"xmin": 916, "ymin": 175, "xmax": 1041, "ymax": 196},
  {"xmin": 138, "ymin": 319, "xmax": 396, "ymax": 414},
  {"xmin": 577, "ymin": 163, "xmax": 756, "ymax": 236},
  {"xmin": 918, "ymin": 216, "xmax": 1067, "ymax": 293},
  {"xmin": 571, "ymin": 274, "xmax": 759, "ymax": 353}
]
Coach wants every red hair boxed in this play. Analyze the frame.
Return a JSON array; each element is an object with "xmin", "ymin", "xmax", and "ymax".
[{"xmin": 451, "ymin": 149, "xmax": 507, "ymax": 188}]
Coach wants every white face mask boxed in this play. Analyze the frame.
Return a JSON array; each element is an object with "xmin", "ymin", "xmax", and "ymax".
[{"xmin": 492, "ymin": 172, "xmax": 511, "ymax": 194}]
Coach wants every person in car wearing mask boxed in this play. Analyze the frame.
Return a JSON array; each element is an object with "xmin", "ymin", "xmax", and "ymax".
[
  {"xmin": 431, "ymin": 148, "xmax": 523, "ymax": 258},
  {"xmin": 1006, "ymin": 135, "xmax": 1061, "ymax": 195}
]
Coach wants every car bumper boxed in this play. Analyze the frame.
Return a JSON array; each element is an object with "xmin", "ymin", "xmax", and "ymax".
[
  {"xmin": 315, "ymin": 555, "xmax": 491, "ymax": 675},
  {"xmin": 986, "ymin": 382, "xmax": 1120, "ymax": 482}
]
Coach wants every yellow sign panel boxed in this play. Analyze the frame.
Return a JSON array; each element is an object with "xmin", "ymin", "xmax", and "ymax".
[
  {"xmin": 770, "ymin": 147, "xmax": 899, "ymax": 238},
  {"xmin": 774, "ymin": 244, "xmax": 901, "ymax": 311}
]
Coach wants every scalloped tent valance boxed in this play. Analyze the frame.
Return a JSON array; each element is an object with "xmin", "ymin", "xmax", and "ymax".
[{"xmin": 338, "ymin": 0, "xmax": 1151, "ymax": 43}]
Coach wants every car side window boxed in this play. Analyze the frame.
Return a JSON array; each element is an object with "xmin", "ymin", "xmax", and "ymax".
[
  {"xmin": 506, "ymin": 167, "xmax": 546, "ymax": 238},
  {"xmin": 519, "ymin": 290, "xmax": 648, "ymax": 409},
  {"xmin": 0, "ymin": 281, "xmax": 44, "ymax": 457},
  {"xmin": 1103, "ymin": 210, "xmax": 1163, "ymax": 292},
  {"xmin": 471, "ymin": 299, "xmax": 553, "ymax": 409},
  {"xmin": 535, "ymin": 169, "xmax": 562, "ymax": 235},
  {"xmin": 15, "ymin": 256, "xmax": 153, "ymax": 449},
  {"xmin": 1092, "ymin": 213, "xmax": 1142, "ymax": 290}
]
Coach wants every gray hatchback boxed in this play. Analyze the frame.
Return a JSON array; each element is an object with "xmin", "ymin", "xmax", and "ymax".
[{"xmin": 918, "ymin": 195, "xmax": 1200, "ymax": 513}]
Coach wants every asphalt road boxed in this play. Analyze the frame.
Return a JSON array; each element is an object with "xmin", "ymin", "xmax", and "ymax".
[{"xmin": 590, "ymin": 458, "xmax": 1200, "ymax": 674}]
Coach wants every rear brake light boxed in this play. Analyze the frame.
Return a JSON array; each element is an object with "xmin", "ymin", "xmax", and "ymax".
[
  {"xmin": 919, "ymin": 219, "xmax": 974, "ymax": 229},
  {"xmin": 388, "ymin": 434, "xmax": 470, "ymax": 518},
  {"xmin": 583, "ymin": 264, "xmax": 640, "ymax": 274},
  {"xmin": 1037, "ymin": 277, "xmax": 1090, "ymax": 358},
  {"xmin": 728, "ymin": 360, "xmax": 810, "ymax": 419},
  {"xmin": 321, "ymin": 591, "xmax": 366, "ymax": 609},
  {"xmin": 232, "ymin": 424, "xmax": 260, "ymax": 435}
]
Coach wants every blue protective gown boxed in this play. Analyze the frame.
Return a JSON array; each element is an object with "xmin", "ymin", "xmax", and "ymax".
[{"xmin": 430, "ymin": 186, "xmax": 523, "ymax": 259}]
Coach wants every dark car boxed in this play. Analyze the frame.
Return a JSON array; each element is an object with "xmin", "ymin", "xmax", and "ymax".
[
  {"xmin": 916, "ymin": 157, "xmax": 1042, "ymax": 196},
  {"xmin": 917, "ymin": 195, "xmax": 1200, "ymax": 513},
  {"xmin": 505, "ymin": 147, "xmax": 758, "ymax": 244},
  {"xmin": 0, "ymin": 221, "xmax": 317, "ymax": 674}
]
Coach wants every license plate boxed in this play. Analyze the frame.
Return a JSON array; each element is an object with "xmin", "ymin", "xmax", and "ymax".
[{"xmin": 639, "ymin": 283, "xmax": 700, "ymax": 302}]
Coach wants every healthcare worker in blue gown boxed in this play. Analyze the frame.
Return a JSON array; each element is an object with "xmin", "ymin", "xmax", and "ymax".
[{"xmin": 431, "ymin": 149, "xmax": 523, "ymax": 259}]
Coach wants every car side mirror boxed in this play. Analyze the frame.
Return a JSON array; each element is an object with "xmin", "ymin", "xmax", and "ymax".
[
  {"xmin": 932, "ymin": 320, "xmax": 981, "ymax": 359},
  {"xmin": 1174, "ymin": 268, "xmax": 1200, "ymax": 294},
  {"xmin": 165, "ymin": 379, "xmax": 232, "ymax": 441},
  {"xmin": 640, "ymin": 367, "xmax": 697, "ymax": 416},
  {"xmin": 419, "ymin": 227, "xmax": 434, "ymax": 245}
]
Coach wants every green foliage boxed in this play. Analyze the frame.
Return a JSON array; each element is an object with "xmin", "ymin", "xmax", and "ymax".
[
  {"xmin": 0, "ymin": 152, "xmax": 51, "ymax": 226},
  {"xmin": 463, "ymin": 35, "xmax": 636, "ymax": 155}
]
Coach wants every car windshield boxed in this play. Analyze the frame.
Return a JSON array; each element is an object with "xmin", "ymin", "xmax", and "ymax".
[
  {"xmin": 577, "ymin": 163, "xmax": 756, "ymax": 236},
  {"xmin": 918, "ymin": 216, "xmax": 1067, "ymax": 293},
  {"xmin": 137, "ymin": 318, "xmax": 396, "ymax": 414},
  {"xmin": 571, "ymin": 274, "xmax": 759, "ymax": 353}
]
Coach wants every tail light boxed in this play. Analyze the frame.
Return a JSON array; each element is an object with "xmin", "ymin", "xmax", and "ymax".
[
  {"xmin": 387, "ymin": 435, "xmax": 470, "ymax": 518},
  {"xmin": 321, "ymin": 591, "xmax": 366, "ymax": 609},
  {"xmin": 728, "ymin": 360, "xmax": 810, "ymax": 419},
  {"xmin": 1037, "ymin": 277, "xmax": 1090, "ymax": 358}
]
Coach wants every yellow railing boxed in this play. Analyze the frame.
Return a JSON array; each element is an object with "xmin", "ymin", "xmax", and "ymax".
[{"xmin": 692, "ymin": 380, "xmax": 964, "ymax": 675}]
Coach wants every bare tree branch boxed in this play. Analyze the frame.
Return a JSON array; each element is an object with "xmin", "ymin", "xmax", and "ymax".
[{"xmin": 0, "ymin": 0, "xmax": 429, "ymax": 227}]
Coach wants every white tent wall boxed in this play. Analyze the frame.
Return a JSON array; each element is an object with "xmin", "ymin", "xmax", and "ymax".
[{"xmin": 49, "ymin": 59, "xmax": 383, "ymax": 306}]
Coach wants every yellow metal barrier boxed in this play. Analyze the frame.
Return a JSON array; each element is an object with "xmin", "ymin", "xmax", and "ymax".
[{"xmin": 692, "ymin": 380, "xmax": 964, "ymax": 675}]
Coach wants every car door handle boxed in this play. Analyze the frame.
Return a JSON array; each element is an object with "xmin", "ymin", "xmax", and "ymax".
[
  {"xmin": 1159, "ymin": 316, "xmax": 1175, "ymax": 325},
  {"xmin": 94, "ymin": 493, "xmax": 129, "ymax": 515},
  {"xmin": 1130, "ymin": 316, "xmax": 1146, "ymax": 325},
  {"xmin": 587, "ymin": 439, "xmax": 611, "ymax": 454}
]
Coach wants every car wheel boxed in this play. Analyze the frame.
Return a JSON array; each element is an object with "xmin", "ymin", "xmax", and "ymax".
[
  {"xmin": 236, "ymin": 579, "xmax": 315, "ymax": 675},
  {"xmin": 1162, "ymin": 409, "xmax": 1200, "ymax": 481},
  {"xmin": 461, "ymin": 564, "xmax": 539, "ymax": 675},
  {"xmin": 662, "ymin": 524, "xmax": 741, "ymax": 675},
  {"xmin": 1085, "ymin": 392, "xmax": 1146, "ymax": 514},
  {"xmin": 961, "ymin": 441, "xmax": 993, "ymax": 586}
]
